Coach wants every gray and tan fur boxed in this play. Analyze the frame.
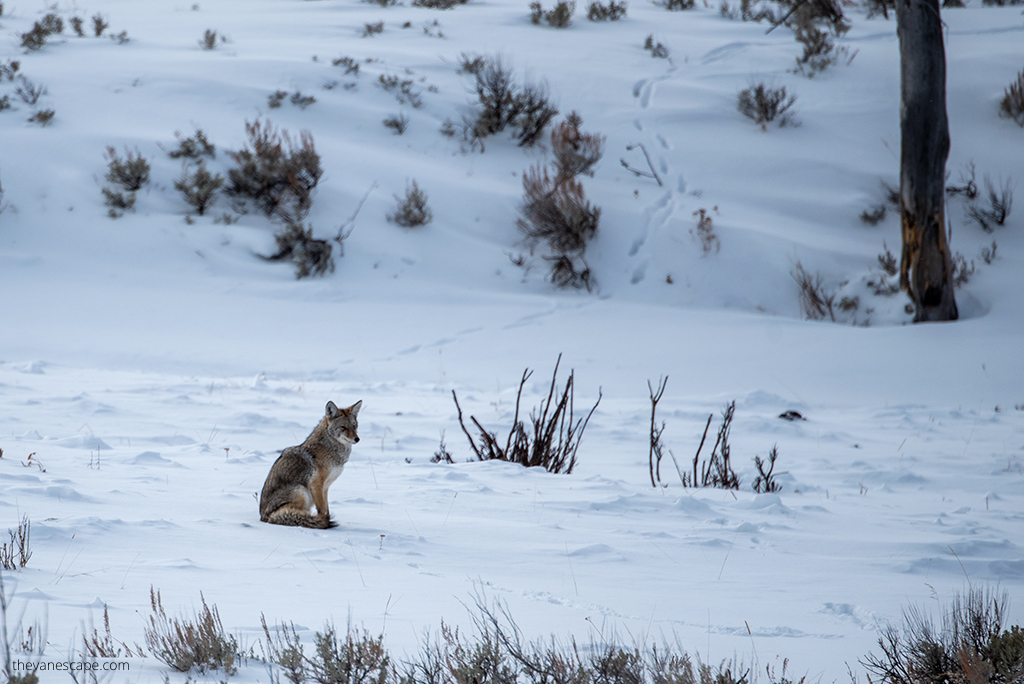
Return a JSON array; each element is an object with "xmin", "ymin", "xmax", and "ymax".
[{"xmin": 259, "ymin": 400, "xmax": 361, "ymax": 529}]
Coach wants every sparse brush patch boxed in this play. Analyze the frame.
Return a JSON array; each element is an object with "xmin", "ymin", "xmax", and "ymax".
[
  {"xmin": 752, "ymin": 445, "xmax": 782, "ymax": 493},
  {"xmin": 682, "ymin": 401, "xmax": 741, "ymax": 489},
  {"xmin": 199, "ymin": 28, "xmax": 219, "ymax": 49},
  {"xmin": 865, "ymin": 0, "xmax": 895, "ymax": 18},
  {"xmin": 1, "ymin": 60, "xmax": 20, "ymax": 82},
  {"xmin": 309, "ymin": 622, "xmax": 392, "ymax": 684},
  {"xmin": 92, "ymin": 13, "xmax": 110, "ymax": 37},
  {"xmin": 40, "ymin": 13, "xmax": 64, "ymax": 34},
  {"xmin": 862, "ymin": 588, "xmax": 1024, "ymax": 684},
  {"xmin": 644, "ymin": 34, "xmax": 670, "ymax": 58},
  {"xmin": 388, "ymin": 180, "xmax": 433, "ymax": 227},
  {"xmin": 226, "ymin": 118, "xmax": 322, "ymax": 224},
  {"xmin": 261, "ymin": 615, "xmax": 306, "ymax": 684},
  {"xmin": 550, "ymin": 113, "xmax": 604, "ymax": 179},
  {"xmin": 333, "ymin": 55, "xmax": 361, "ymax": 75},
  {"xmin": 366, "ymin": 0, "xmax": 399, "ymax": 7},
  {"xmin": 102, "ymin": 187, "xmax": 136, "ymax": 218},
  {"xmin": 101, "ymin": 146, "xmax": 148, "ymax": 217},
  {"xmin": 791, "ymin": 261, "xmax": 836, "ymax": 321},
  {"xmin": 691, "ymin": 207, "xmax": 720, "ymax": 255},
  {"xmin": 964, "ymin": 176, "xmax": 1013, "ymax": 232},
  {"xmin": 27, "ymin": 109, "xmax": 54, "ymax": 126},
  {"xmin": 878, "ymin": 244, "xmax": 899, "ymax": 277},
  {"xmin": 738, "ymin": 83, "xmax": 798, "ymax": 127},
  {"xmin": 20, "ymin": 19, "xmax": 57, "ymax": 52},
  {"xmin": 110, "ymin": 30, "xmax": 131, "ymax": 44},
  {"xmin": 383, "ymin": 112, "xmax": 410, "ymax": 134},
  {"xmin": 362, "ymin": 20, "xmax": 385, "ymax": 36},
  {"xmin": 980, "ymin": 241, "xmax": 998, "ymax": 265},
  {"xmin": 860, "ymin": 204, "xmax": 886, "ymax": 225},
  {"xmin": 268, "ymin": 90, "xmax": 288, "ymax": 108},
  {"xmin": 1000, "ymin": 70, "xmax": 1024, "ymax": 125},
  {"xmin": 452, "ymin": 354, "xmax": 601, "ymax": 474},
  {"xmin": 947, "ymin": 162, "xmax": 979, "ymax": 200},
  {"xmin": 945, "ymin": 252, "xmax": 973, "ymax": 289},
  {"xmin": 261, "ymin": 223, "xmax": 336, "ymax": 278},
  {"xmin": 377, "ymin": 74, "xmax": 423, "ymax": 107},
  {"xmin": 530, "ymin": 0, "xmax": 576, "ymax": 26},
  {"xmin": 432, "ymin": 432, "xmax": 455, "ymax": 463},
  {"xmin": 518, "ymin": 115, "xmax": 603, "ymax": 289},
  {"xmin": 169, "ymin": 128, "xmax": 216, "ymax": 160},
  {"xmin": 70, "ymin": 16, "xmax": 85, "ymax": 36},
  {"xmin": 457, "ymin": 53, "xmax": 486, "ymax": 75},
  {"xmin": 460, "ymin": 56, "xmax": 558, "ymax": 149},
  {"xmin": 792, "ymin": 25, "xmax": 849, "ymax": 76},
  {"xmin": 519, "ymin": 168, "xmax": 600, "ymax": 255},
  {"xmin": 586, "ymin": 0, "xmax": 627, "ymax": 19},
  {"xmin": 144, "ymin": 587, "xmax": 239, "ymax": 675},
  {"xmin": 290, "ymin": 91, "xmax": 317, "ymax": 109},
  {"xmin": 105, "ymin": 146, "xmax": 151, "ymax": 192},
  {"xmin": 0, "ymin": 515, "xmax": 31, "ymax": 570},
  {"xmin": 174, "ymin": 161, "xmax": 225, "ymax": 215},
  {"xmin": 15, "ymin": 78, "xmax": 46, "ymax": 106},
  {"xmin": 83, "ymin": 605, "xmax": 145, "ymax": 659},
  {"xmin": 657, "ymin": 0, "xmax": 696, "ymax": 9},
  {"xmin": 413, "ymin": 0, "xmax": 470, "ymax": 8}
]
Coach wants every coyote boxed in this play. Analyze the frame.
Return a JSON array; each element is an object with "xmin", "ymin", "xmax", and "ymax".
[{"xmin": 259, "ymin": 400, "xmax": 362, "ymax": 529}]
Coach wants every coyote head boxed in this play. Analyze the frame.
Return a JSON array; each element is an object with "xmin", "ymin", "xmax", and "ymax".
[{"xmin": 325, "ymin": 400, "xmax": 361, "ymax": 444}]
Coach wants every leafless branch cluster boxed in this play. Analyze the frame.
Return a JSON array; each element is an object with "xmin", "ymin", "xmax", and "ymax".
[{"xmin": 451, "ymin": 355, "xmax": 601, "ymax": 474}]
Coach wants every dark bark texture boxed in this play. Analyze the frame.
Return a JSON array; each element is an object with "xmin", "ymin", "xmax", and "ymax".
[{"xmin": 896, "ymin": 0, "xmax": 958, "ymax": 322}]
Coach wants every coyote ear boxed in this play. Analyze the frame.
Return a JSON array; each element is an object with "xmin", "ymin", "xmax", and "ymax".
[
  {"xmin": 348, "ymin": 400, "xmax": 362, "ymax": 416},
  {"xmin": 326, "ymin": 401, "xmax": 340, "ymax": 418}
]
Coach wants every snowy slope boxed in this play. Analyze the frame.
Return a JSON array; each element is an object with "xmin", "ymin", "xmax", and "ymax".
[{"xmin": 1, "ymin": 0, "xmax": 1023, "ymax": 681}]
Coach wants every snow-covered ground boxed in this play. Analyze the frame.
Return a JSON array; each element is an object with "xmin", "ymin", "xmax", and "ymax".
[{"xmin": 1, "ymin": 0, "xmax": 1022, "ymax": 680}]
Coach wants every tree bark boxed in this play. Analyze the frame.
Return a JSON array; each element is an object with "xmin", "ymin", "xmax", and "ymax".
[{"xmin": 896, "ymin": 0, "xmax": 958, "ymax": 322}]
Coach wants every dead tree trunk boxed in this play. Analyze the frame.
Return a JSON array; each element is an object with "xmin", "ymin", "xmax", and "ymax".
[{"xmin": 896, "ymin": 0, "xmax": 958, "ymax": 322}]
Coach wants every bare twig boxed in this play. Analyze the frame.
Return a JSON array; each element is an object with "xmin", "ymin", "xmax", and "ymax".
[
  {"xmin": 620, "ymin": 143, "xmax": 663, "ymax": 186},
  {"xmin": 648, "ymin": 376, "xmax": 668, "ymax": 487},
  {"xmin": 334, "ymin": 182, "xmax": 378, "ymax": 253}
]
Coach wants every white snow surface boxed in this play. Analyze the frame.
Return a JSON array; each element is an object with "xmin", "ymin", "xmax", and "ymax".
[{"xmin": 1, "ymin": 0, "xmax": 1023, "ymax": 681}]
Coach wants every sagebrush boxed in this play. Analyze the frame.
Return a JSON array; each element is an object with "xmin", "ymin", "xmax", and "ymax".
[
  {"xmin": 862, "ymin": 588, "xmax": 1024, "ymax": 684},
  {"xmin": 144, "ymin": 587, "xmax": 239, "ymax": 675},
  {"xmin": 226, "ymin": 119, "xmax": 322, "ymax": 224}
]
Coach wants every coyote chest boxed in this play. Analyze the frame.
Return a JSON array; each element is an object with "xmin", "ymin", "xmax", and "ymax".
[{"xmin": 258, "ymin": 400, "xmax": 361, "ymax": 529}]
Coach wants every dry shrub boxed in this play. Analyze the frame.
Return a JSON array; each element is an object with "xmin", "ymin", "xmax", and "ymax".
[
  {"xmin": 227, "ymin": 119, "xmax": 322, "ymax": 223},
  {"xmin": 83, "ymin": 605, "xmax": 145, "ymax": 659},
  {"xmin": 169, "ymin": 128, "xmax": 216, "ymax": 160},
  {"xmin": 388, "ymin": 180, "xmax": 433, "ymax": 227},
  {"xmin": 862, "ymin": 588, "xmax": 1024, "ymax": 684},
  {"xmin": 1001, "ymin": 70, "xmax": 1024, "ymax": 126},
  {"xmin": 144, "ymin": 587, "xmax": 239, "ymax": 675},
  {"xmin": 261, "ymin": 223, "xmax": 335, "ymax": 279},
  {"xmin": 463, "ymin": 57, "xmax": 558, "ymax": 149},
  {"xmin": 310, "ymin": 623, "xmax": 392, "ymax": 684},
  {"xmin": 451, "ymin": 355, "xmax": 601, "ymax": 475},
  {"xmin": 105, "ymin": 147, "xmax": 151, "ymax": 191},
  {"xmin": 518, "ymin": 166, "xmax": 600, "ymax": 255},
  {"xmin": 791, "ymin": 261, "xmax": 835, "ymax": 321},
  {"xmin": 965, "ymin": 177, "xmax": 1013, "ymax": 232},
  {"xmin": 174, "ymin": 161, "xmax": 224, "ymax": 215},
  {"xmin": 586, "ymin": 0, "xmax": 627, "ymax": 19},
  {"xmin": 738, "ymin": 83, "xmax": 798, "ymax": 127},
  {"xmin": 691, "ymin": 208, "xmax": 719, "ymax": 255},
  {"xmin": 0, "ymin": 516, "xmax": 31, "ymax": 570},
  {"xmin": 517, "ymin": 116, "xmax": 603, "ymax": 289},
  {"xmin": 682, "ymin": 401, "xmax": 740, "ymax": 489}
]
